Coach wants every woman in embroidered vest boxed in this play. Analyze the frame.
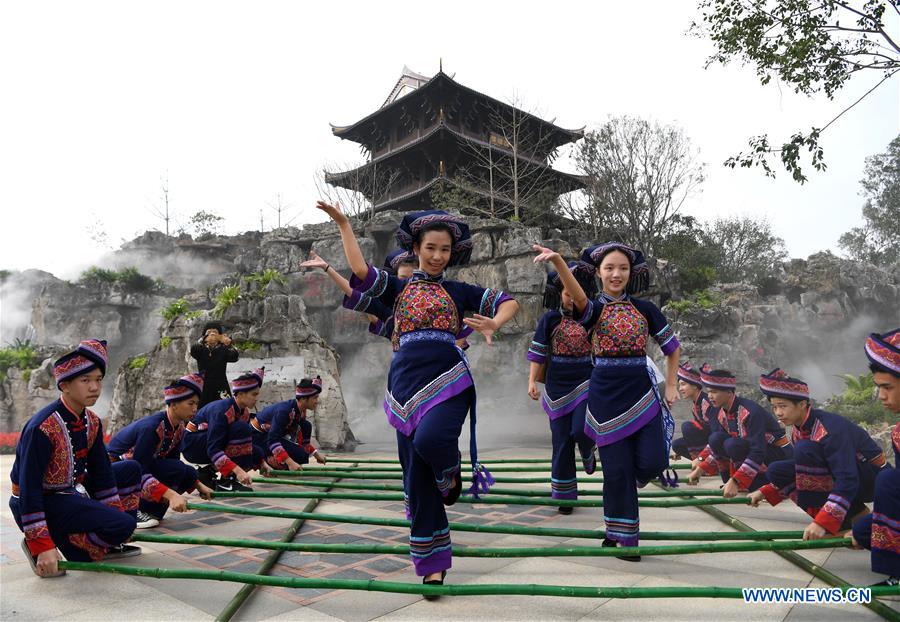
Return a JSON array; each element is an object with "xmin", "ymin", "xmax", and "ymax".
[
  {"xmin": 534, "ymin": 242, "xmax": 680, "ymax": 561},
  {"xmin": 315, "ymin": 201, "xmax": 518, "ymax": 595},
  {"xmin": 527, "ymin": 260, "xmax": 598, "ymax": 513}
]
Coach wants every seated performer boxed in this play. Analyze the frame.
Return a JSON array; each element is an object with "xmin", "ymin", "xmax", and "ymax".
[
  {"xmin": 527, "ymin": 260, "xmax": 598, "ymax": 513},
  {"xmin": 748, "ymin": 369, "xmax": 887, "ymax": 540},
  {"xmin": 9, "ymin": 340, "xmax": 141, "ymax": 578},
  {"xmin": 252, "ymin": 376, "xmax": 328, "ymax": 471},
  {"xmin": 671, "ymin": 362, "xmax": 716, "ymax": 462},
  {"xmin": 852, "ymin": 329, "xmax": 900, "ymax": 587},
  {"xmin": 181, "ymin": 367, "xmax": 269, "ymax": 492},
  {"xmin": 687, "ymin": 368, "xmax": 792, "ymax": 496},
  {"xmin": 107, "ymin": 372, "xmax": 215, "ymax": 529}
]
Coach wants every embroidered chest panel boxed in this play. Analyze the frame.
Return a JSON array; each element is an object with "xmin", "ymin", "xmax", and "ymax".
[
  {"xmin": 893, "ymin": 422, "xmax": 900, "ymax": 454},
  {"xmin": 551, "ymin": 317, "xmax": 591, "ymax": 357},
  {"xmin": 283, "ymin": 410, "xmax": 302, "ymax": 436},
  {"xmin": 392, "ymin": 281, "xmax": 460, "ymax": 350},
  {"xmin": 792, "ymin": 418, "xmax": 828, "ymax": 444},
  {"xmin": 717, "ymin": 407, "xmax": 741, "ymax": 437},
  {"xmin": 224, "ymin": 404, "xmax": 249, "ymax": 425},
  {"xmin": 591, "ymin": 301, "xmax": 648, "ymax": 357},
  {"xmin": 156, "ymin": 420, "xmax": 185, "ymax": 457},
  {"xmin": 694, "ymin": 398, "xmax": 711, "ymax": 424},
  {"xmin": 38, "ymin": 409, "xmax": 99, "ymax": 490}
]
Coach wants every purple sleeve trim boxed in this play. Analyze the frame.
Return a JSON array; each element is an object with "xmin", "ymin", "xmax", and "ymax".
[
  {"xmin": 479, "ymin": 289, "xmax": 514, "ymax": 318},
  {"xmin": 342, "ymin": 290, "xmax": 371, "ymax": 312},
  {"xmin": 660, "ymin": 335, "xmax": 680, "ymax": 356},
  {"xmin": 351, "ymin": 264, "xmax": 389, "ymax": 298},
  {"xmin": 526, "ymin": 351, "xmax": 547, "ymax": 364}
]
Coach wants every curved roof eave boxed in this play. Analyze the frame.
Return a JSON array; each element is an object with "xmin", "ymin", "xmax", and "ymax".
[{"xmin": 329, "ymin": 71, "xmax": 584, "ymax": 142}]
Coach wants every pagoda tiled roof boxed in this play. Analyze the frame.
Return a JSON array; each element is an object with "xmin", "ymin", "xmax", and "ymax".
[{"xmin": 329, "ymin": 70, "xmax": 584, "ymax": 149}]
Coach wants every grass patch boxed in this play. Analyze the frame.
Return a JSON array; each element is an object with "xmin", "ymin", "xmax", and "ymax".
[
  {"xmin": 245, "ymin": 269, "xmax": 287, "ymax": 299},
  {"xmin": 824, "ymin": 373, "xmax": 894, "ymax": 425},
  {"xmin": 129, "ymin": 356, "xmax": 148, "ymax": 370},
  {"xmin": 0, "ymin": 339, "xmax": 42, "ymax": 383},
  {"xmin": 212, "ymin": 285, "xmax": 242, "ymax": 318},
  {"xmin": 234, "ymin": 339, "xmax": 262, "ymax": 353},
  {"xmin": 161, "ymin": 298, "xmax": 203, "ymax": 322},
  {"xmin": 667, "ymin": 289, "xmax": 722, "ymax": 314},
  {"xmin": 79, "ymin": 266, "xmax": 163, "ymax": 294}
]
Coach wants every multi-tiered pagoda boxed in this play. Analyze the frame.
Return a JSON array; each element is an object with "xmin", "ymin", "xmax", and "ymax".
[{"xmin": 325, "ymin": 66, "xmax": 584, "ymax": 216}]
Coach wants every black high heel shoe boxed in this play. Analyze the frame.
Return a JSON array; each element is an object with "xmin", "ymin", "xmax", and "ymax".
[
  {"xmin": 443, "ymin": 471, "xmax": 462, "ymax": 506},
  {"xmin": 602, "ymin": 537, "xmax": 641, "ymax": 562},
  {"xmin": 423, "ymin": 570, "xmax": 447, "ymax": 600}
]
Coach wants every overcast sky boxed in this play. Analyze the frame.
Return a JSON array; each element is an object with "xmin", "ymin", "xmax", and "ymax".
[{"xmin": 1, "ymin": 1, "xmax": 897, "ymax": 280}]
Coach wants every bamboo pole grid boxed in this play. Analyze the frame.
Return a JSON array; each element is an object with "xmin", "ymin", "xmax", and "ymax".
[{"xmin": 59, "ymin": 458, "xmax": 899, "ymax": 620}]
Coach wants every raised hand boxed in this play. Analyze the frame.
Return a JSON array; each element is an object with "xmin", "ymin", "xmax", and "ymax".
[
  {"xmin": 463, "ymin": 314, "xmax": 500, "ymax": 346},
  {"xmin": 300, "ymin": 249, "xmax": 328, "ymax": 271},
  {"xmin": 315, "ymin": 200, "xmax": 348, "ymax": 225},
  {"xmin": 532, "ymin": 244, "xmax": 561, "ymax": 265}
]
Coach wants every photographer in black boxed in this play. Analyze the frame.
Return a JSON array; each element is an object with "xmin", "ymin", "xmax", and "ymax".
[{"xmin": 190, "ymin": 322, "xmax": 240, "ymax": 407}]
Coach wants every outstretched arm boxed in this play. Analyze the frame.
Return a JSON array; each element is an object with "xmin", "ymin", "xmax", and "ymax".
[
  {"xmin": 532, "ymin": 245, "xmax": 587, "ymax": 313},
  {"xmin": 315, "ymin": 201, "xmax": 368, "ymax": 280},
  {"xmin": 463, "ymin": 298, "xmax": 519, "ymax": 346},
  {"xmin": 300, "ymin": 250, "xmax": 353, "ymax": 296}
]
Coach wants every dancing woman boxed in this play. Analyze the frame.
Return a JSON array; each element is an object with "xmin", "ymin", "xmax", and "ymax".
[
  {"xmin": 534, "ymin": 242, "xmax": 680, "ymax": 561},
  {"xmin": 526, "ymin": 261, "xmax": 598, "ymax": 513},
  {"xmin": 316, "ymin": 201, "xmax": 518, "ymax": 593}
]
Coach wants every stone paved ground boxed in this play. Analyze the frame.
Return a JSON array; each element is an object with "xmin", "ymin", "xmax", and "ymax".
[{"xmin": 1, "ymin": 449, "xmax": 898, "ymax": 621}]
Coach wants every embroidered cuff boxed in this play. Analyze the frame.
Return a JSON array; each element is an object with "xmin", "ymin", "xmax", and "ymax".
[
  {"xmin": 27, "ymin": 535, "xmax": 56, "ymax": 556},
  {"xmin": 814, "ymin": 494, "xmax": 850, "ymax": 535},
  {"xmin": 212, "ymin": 452, "xmax": 238, "ymax": 477},
  {"xmin": 479, "ymin": 289, "xmax": 513, "ymax": 318},
  {"xmin": 697, "ymin": 448, "xmax": 719, "ymax": 475},
  {"xmin": 654, "ymin": 324, "xmax": 679, "ymax": 356},
  {"xmin": 24, "ymin": 516, "xmax": 55, "ymax": 555},
  {"xmin": 760, "ymin": 483, "xmax": 784, "ymax": 506},
  {"xmin": 141, "ymin": 473, "xmax": 170, "ymax": 503},
  {"xmin": 732, "ymin": 459, "xmax": 759, "ymax": 490},
  {"xmin": 342, "ymin": 290, "xmax": 372, "ymax": 313},
  {"xmin": 271, "ymin": 444, "xmax": 288, "ymax": 465},
  {"xmin": 350, "ymin": 264, "xmax": 389, "ymax": 298},
  {"xmin": 527, "ymin": 341, "xmax": 548, "ymax": 365}
]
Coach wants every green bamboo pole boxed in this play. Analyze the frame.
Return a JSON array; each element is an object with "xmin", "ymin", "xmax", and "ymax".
[
  {"xmin": 698, "ymin": 504, "xmax": 900, "ymax": 621},
  {"xmin": 325, "ymin": 458, "xmax": 556, "ymax": 465},
  {"xmin": 306, "ymin": 460, "xmax": 691, "ymax": 473},
  {"xmin": 211, "ymin": 489, "xmax": 749, "ymax": 508},
  {"xmin": 57, "ymin": 561, "xmax": 900, "ymax": 600},
  {"xmin": 187, "ymin": 502, "xmax": 806, "ymax": 541},
  {"xmin": 289, "ymin": 464, "xmax": 690, "ymax": 473},
  {"xmin": 215, "ymin": 463, "xmax": 357, "ymax": 622},
  {"xmin": 270, "ymin": 469, "xmax": 595, "ymax": 484},
  {"xmin": 253, "ymin": 476, "xmax": 722, "ymax": 498},
  {"xmin": 133, "ymin": 531, "xmax": 851, "ymax": 557},
  {"xmin": 664, "ymin": 482, "xmax": 900, "ymax": 622}
]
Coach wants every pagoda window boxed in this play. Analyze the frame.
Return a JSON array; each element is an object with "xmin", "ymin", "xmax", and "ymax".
[{"xmin": 489, "ymin": 132, "xmax": 512, "ymax": 150}]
